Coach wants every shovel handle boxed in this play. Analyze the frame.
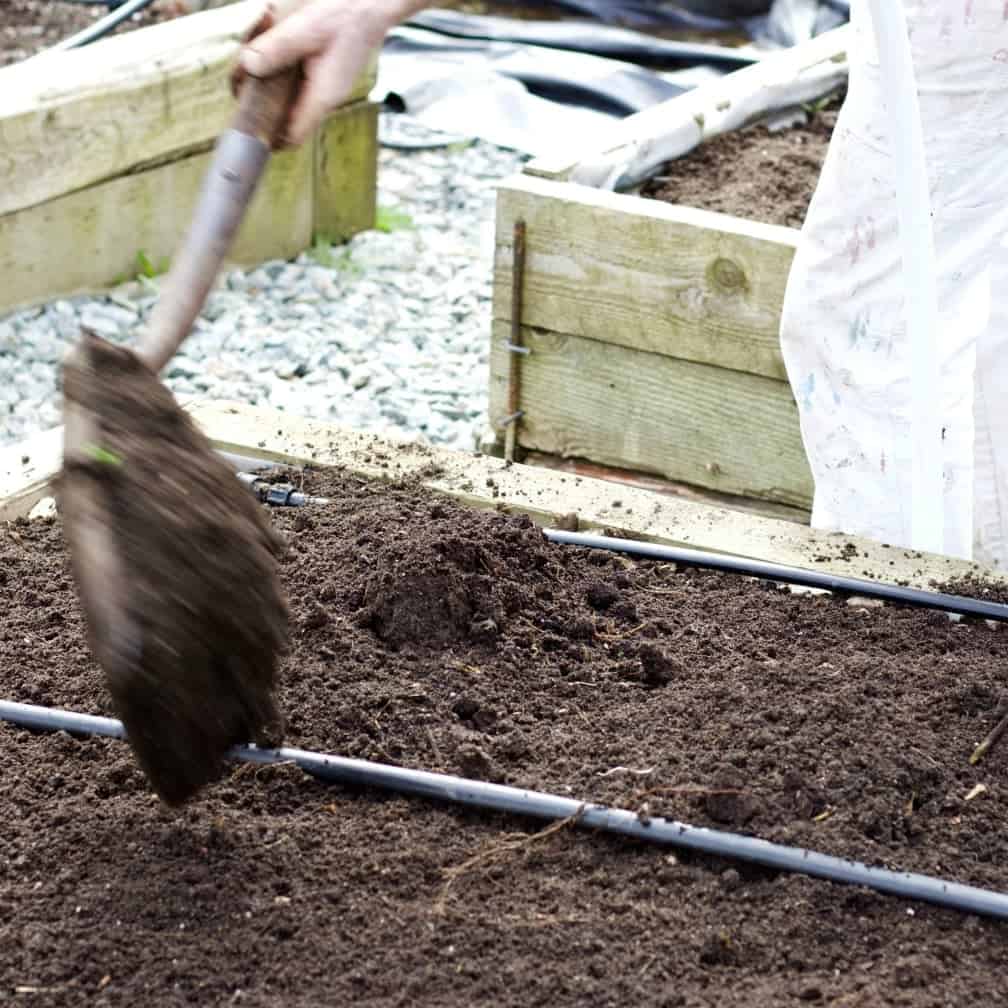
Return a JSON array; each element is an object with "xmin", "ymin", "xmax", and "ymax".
[
  {"xmin": 232, "ymin": 65, "xmax": 302, "ymax": 149},
  {"xmin": 136, "ymin": 60, "xmax": 301, "ymax": 374}
]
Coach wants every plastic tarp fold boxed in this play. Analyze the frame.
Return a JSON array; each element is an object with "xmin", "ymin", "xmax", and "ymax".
[{"xmin": 376, "ymin": 3, "xmax": 848, "ymax": 157}]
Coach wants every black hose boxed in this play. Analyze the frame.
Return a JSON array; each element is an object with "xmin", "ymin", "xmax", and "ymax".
[
  {"xmin": 38, "ymin": 0, "xmax": 158, "ymax": 53},
  {"xmin": 3, "ymin": 698, "xmax": 1008, "ymax": 922},
  {"xmin": 543, "ymin": 530, "xmax": 1008, "ymax": 622}
]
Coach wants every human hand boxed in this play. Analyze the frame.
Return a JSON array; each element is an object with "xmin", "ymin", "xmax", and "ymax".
[{"xmin": 232, "ymin": 0, "xmax": 424, "ymax": 148}]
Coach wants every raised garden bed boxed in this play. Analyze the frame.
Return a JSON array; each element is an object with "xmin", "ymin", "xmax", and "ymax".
[
  {"xmin": 1, "ymin": 402, "xmax": 1007, "ymax": 1004},
  {"xmin": 488, "ymin": 28, "xmax": 849, "ymax": 518},
  {"xmin": 0, "ymin": 0, "xmax": 378, "ymax": 314}
]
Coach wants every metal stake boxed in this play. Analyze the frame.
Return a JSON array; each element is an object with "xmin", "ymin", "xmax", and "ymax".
[{"xmin": 504, "ymin": 219, "xmax": 527, "ymax": 463}]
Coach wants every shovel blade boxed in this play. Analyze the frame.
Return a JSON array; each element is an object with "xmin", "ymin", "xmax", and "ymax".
[{"xmin": 58, "ymin": 332, "xmax": 289, "ymax": 805}]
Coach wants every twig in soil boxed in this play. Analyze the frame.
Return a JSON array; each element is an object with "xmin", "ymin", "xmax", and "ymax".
[
  {"xmin": 596, "ymin": 622, "xmax": 650, "ymax": 641},
  {"xmin": 598, "ymin": 765, "xmax": 656, "ymax": 778},
  {"xmin": 434, "ymin": 807, "xmax": 585, "ymax": 914},
  {"xmin": 424, "ymin": 725, "xmax": 442, "ymax": 766},
  {"xmin": 970, "ymin": 710, "xmax": 1008, "ymax": 765}
]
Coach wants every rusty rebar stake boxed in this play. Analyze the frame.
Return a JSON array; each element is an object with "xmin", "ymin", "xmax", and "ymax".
[{"xmin": 504, "ymin": 219, "xmax": 527, "ymax": 462}]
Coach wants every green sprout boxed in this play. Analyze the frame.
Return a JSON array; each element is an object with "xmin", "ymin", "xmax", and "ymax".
[{"xmin": 375, "ymin": 206, "xmax": 414, "ymax": 233}]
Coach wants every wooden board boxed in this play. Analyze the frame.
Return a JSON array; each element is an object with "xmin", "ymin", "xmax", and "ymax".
[
  {"xmin": 0, "ymin": 100, "xmax": 377, "ymax": 314},
  {"xmin": 0, "ymin": 1, "xmax": 377, "ymax": 217},
  {"xmin": 0, "ymin": 400, "xmax": 989, "ymax": 591},
  {"xmin": 494, "ymin": 174, "xmax": 798, "ymax": 384},
  {"xmin": 488, "ymin": 320, "xmax": 814, "ymax": 509},
  {"xmin": 519, "ymin": 452, "xmax": 811, "ymax": 526},
  {"xmin": 315, "ymin": 100, "xmax": 379, "ymax": 242}
]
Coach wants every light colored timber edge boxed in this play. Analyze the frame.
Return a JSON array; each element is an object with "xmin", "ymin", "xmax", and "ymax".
[
  {"xmin": 493, "ymin": 173, "xmax": 798, "ymax": 383},
  {"xmin": 0, "ymin": 100, "xmax": 377, "ymax": 316},
  {"xmin": 488, "ymin": 320, "xmax": 814, "ymax": 509},
  {"xmin": 519, "ymin": 450, "xmax": 811, "ymax": 526},
  {"xmin": 0, "ymin": 1, "xmax": 377, "ymax": 218},
  {"xmin": 0, "ymin": 400, "xmax": 993, "ymax": 592},
  {"xmin": 524, "ymin": 24, "xmax": 848, "ymax": 188}
]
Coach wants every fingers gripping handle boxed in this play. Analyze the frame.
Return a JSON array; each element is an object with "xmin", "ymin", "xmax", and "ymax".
[{"xmin": 137, "ymin": 61, "xmax": 301, "ymax": 375}]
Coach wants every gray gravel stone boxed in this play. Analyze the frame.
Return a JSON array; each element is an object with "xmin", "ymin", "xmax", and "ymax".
[{"xmin": 0, "ymin": 136, "xmax": 527, "ymax": 453}]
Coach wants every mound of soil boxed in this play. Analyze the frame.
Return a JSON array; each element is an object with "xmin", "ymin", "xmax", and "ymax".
[
  {"xmin": 1, "ymin": 464, "xmax": 1007, "ymax": 1006},
  {"xmin": 0, "ymin": 1, "xmax": 172, "ymax": 68},
  {"xmin": 640, "ymin": 98, "xmax": 841, "ymax": 228}
]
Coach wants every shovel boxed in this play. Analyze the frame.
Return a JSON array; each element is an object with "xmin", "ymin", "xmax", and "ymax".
[{"xmin": 55, "ymin": 32, "xmax": 302, "ymax": 806}]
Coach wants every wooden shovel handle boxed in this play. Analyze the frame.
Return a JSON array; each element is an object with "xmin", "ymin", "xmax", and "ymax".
[{"xmin": 232, "ymin": 65, "xmax": 302, "ymax": 149}]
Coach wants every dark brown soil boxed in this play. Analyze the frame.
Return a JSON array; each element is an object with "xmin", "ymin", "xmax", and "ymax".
[
  {"xmin": 56, "ymin": 333, "xmax": 287, "ymax": 805},
  {"xmin": 640, "ymin": 97, "xmax": 841, "ymax": 228},
  {"xmin": 0, "ymin": 0, "xmax": 172, "ymax": 68},
  {"xmin": 2, "ymin": 461, "xmax": 1008, "ymax": 1006}
]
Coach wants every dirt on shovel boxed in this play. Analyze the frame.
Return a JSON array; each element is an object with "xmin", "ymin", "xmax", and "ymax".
[{"xmin": 55, "ymin": 332, "xmax": 289, "ymax": 804}]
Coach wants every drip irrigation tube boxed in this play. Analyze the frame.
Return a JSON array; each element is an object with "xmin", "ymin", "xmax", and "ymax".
[
  {"xmin": 543, "ymin": 530, "xmax": 1008, "ymax": 623},
  {"xmin": 32, "ymin": 0, "xmax": 157, "ymax": 53},
  {"xmin": 3, "ymin": 698, "xmax": 1008, "ymax": 921}
]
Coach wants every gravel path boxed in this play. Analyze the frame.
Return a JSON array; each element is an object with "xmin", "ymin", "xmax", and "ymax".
[{"xmin": 0, "ymin": 127, "xmax": 527, "ymax": 452}]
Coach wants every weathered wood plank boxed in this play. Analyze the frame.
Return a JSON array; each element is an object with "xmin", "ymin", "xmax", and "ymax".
[
  {"xmin": 182, "ymin": 401, "xmax": 996, "ymax": 589},
  {"xmin": 488, "ymin": 320, "xmax": 814, "ymax": 508},
  {"xmin": 0, "ymin": 1, "xmax": 377, "ymax": 217},
  {"xmin": 525, "ymin": 24, "xmax": 848, "ymax": 189},
  {"xmin": 520, "ymin": 450, "xmax": 811, "ymax": 526},
  {"xmin": 0, "ymin": 400, "xmax": 993, "ymax": 590},
  {"xmin": 315, "ymin": 101, "xmax": 379, "ymax": 242},
  {"xmin": 0, "ymin": 100, "xmax": 376, "ymax": 314},
  {"xmin": 493, "ymin": 174, "xmax": 797, "ymax": 383}
]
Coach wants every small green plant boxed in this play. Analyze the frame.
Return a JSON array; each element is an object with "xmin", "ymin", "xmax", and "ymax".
[
  {"xmin": 135, "ymin": 249, "xmax": 170, "ymax": 279},
  {"xmin": 307, "ymin": 237, "xmax": 337, "ymax": 268},
  {"xmin": 375, "ymin": 205, "xmax": 414, "ymax": 233},
  {"xmin": 308, "ymin": 238, "xmax": 362, "ymax": 277},
  {"xmin": 801, "ymin": 93, "xmax": 838, "ymax": 121},
  {"xmin": 112, "ymin": 250, "xmax": 171, "ymax": 286}
]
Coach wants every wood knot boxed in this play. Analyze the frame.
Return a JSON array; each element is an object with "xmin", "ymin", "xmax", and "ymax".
[{"xmin": 709, "ymin": 257, "xmax": 747, "ymax": 294}]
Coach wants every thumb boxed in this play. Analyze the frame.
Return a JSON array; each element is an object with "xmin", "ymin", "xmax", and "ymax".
[{"xmin": 239, "ymin": 4, "xmax": 325, "ymax": 78}]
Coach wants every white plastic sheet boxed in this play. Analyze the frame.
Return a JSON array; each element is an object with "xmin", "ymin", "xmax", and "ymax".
[{"xmin": 779, "ymin": 0, "xmax": 1008, "ymax": 567}]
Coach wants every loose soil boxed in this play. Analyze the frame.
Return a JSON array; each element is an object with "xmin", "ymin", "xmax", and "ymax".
[
  {"xmin": 0, "ymin": 1, "xmax": 171, "ymax": 68},
  {"xmin": 57, "ymin": 333, "xmax": 288, "ymax": 805},
  {"xmin": 2, "ymin": 463, "xmax": 1007, "ymax": 1006},
  {"xmin": 640, "ymin": 98, "xmax": 841, "ymax": 229}
]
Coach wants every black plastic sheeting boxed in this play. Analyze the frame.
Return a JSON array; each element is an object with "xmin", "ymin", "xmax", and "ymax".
[
  {"xmin": 451, "ymin": 0, "xmax": 849, "ymax": 48},
  {"xmin": 382, "ymin": 31, "xmax": 692, "ymax": 117},
  {"xmin": 405, "ymin": 10, "xmax": 759, "ymax": 71},
  {"xmin": 64, "ymin": 0, "xmax": 848, "ymax": 49}
]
